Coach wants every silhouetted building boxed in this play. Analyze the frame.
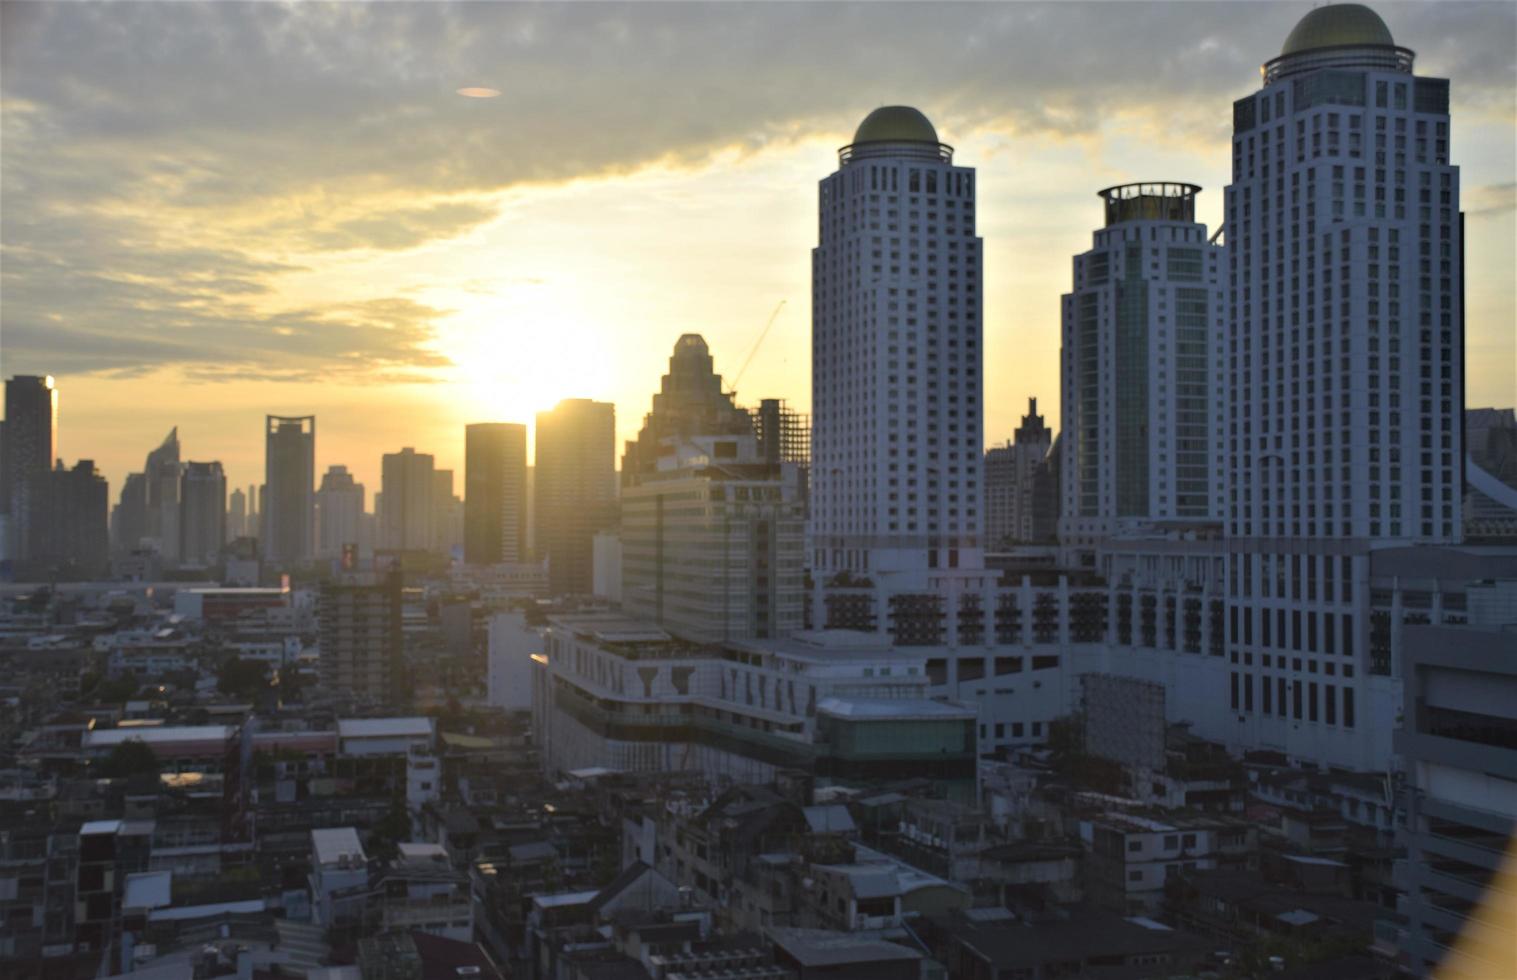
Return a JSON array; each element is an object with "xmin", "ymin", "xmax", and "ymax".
[
  {"xmin": 179, "ymin": 460, "xmax": 227, "ymax": 568},
  {"xmin": 228, "ymin": 486, "xmax": 248, "ymax": 541},
  {"xmin": 434, "ymin": 467, "xmax": 461, "ymax": 554},
  {"xmin": 380, "ymin": 447, "xmax": 436, "ymax": 551},
  {"xmin": 536, "ymin": 398, "xmax": 615, "ymax": 595},
  {"xmin": 985, "ymin": 398, "xmax": 1054, "ymax": 548},
  {"xmin": 320, "ymin": 571, "xmax": 404, "ymax": 704},
  {"xmin": 28, "ymin": 458, "xmax": 109, "ymax": 578},
  {"xmin": 144, "ymin": 427, "xmax": 183, "ymax": 565},
  {"xmin": 317, "ymin": 464, "xmax": 365, "ymax": 560},
  {"xmin": 621, "ymin": 334, "xmax": 754, "ymax": 488},
  {"xmin": 2, "ymin": 374, "xmax": 57, "ymax": 562},
  {"xmin": 464, "ymin": 422, "xmax": 528, "ymax": 565},
  {"xmin": 264, "ymin": 415, "xmax": 315, "ymax": 564},
  {"xmin": 112, "ymin": 471, "xmax": 148, "ymax": 556}
]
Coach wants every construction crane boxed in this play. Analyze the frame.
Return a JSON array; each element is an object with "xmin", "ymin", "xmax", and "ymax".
[{"xmin": 727, "ymin": 299, "xmax": 786, "ymax": 396}]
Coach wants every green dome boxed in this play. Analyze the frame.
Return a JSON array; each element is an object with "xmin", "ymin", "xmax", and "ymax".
[
  {"xmin": 852, "ymin": 106, "xmax": 939, "ymax": 145},
  {"xmin": 1281, "ymin": 4, "xmax": 1394, "ymax": 56}
]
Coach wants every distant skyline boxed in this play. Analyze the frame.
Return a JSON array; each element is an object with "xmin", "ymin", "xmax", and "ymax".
[{"xmin": 3, "ymin": 1, "xmax": 1513, "ymax": 496}]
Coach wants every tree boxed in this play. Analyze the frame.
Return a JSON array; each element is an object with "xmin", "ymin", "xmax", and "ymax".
[
  {"xmin": 217, "ymin": 656, "xmax": 270, "ymax": 699},
  {"xmin": 100, "ymin": 738, "xmax": 160, "ymax": 778}
]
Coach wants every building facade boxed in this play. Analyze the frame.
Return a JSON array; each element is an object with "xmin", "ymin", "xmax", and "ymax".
[
  {"xmin": 316, "ymin": 465, "xmax": 366, "ymax": 561},
  {"xmin": 811, "ymin": 106, "xmax": 984, "ymax": 581},
  {"xmin": 1, "ymin": 374, "xmax": 57, "ymax": 564},
  {"xmin": 380, "ymin": 447, "xmax": 436, "ymax": 552},
  {"xmin": 1224, "ymin": 4, "xmax": 1462, "ymax": 769},
  {"xmin": 985, "ymin": 398, "xmax": 1054, "ymax": 549},
  {"xmin": 264, "ymin": 415, "xmax": 315, "ymax": 565},
  {"xmin": 179, "ymin": 460, "xmax": 227, "ymax": 568},
  {"xmin": 464, "ymin": 422, "xmax": 528, "ymax": 565},
  {"xmin": 319, "ymin": 572, "xmax": 404, "ymax": 704},
  {"xmin": 1059, "ymin": 183, "xmax": 1225, "ymax": 566},
  {"xmin": 535, "ymin": 398, "xmax": 616, "ymax": 595}
]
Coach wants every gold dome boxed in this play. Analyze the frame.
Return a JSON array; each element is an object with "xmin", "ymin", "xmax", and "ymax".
[
  {"xmin": 852, "ymin": 106, "xmax": 939, "ymax": 145},
  {"xmin": 1281, "ymin": 4, "xmax": 1395, "ymax": 56}
]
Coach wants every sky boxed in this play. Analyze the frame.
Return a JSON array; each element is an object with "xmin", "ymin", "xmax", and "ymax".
[{"xmin": 2, "ymin": 1, "xmax": 1513, "ymax": 499}]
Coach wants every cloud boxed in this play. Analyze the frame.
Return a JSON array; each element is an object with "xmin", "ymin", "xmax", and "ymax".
[{"xmin": 2, "ymin": 1, "xmax": 1513, "ymax": 381}]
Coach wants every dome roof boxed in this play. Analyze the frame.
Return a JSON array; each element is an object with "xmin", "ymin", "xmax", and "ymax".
[
  {"xmin": 852, "ymin": 106, "xmax": 939, "ymax": 145},
  {"xmin": 1281, "ymin": 4, "xmax": 1394, "ymax": 56}
]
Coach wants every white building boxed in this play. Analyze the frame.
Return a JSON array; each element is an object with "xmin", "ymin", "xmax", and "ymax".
[
  {"xmin": 1059, "ymin": 183, "xmax": 1225, "ymax": 567},
  {"xmin": 1223, "ymin": 3, "xmax": 1462, "ymax": 769},
  {"xmin": 810, "ymin": 106, "xmax": 984, "ymax": 583},
  {"xmin": 486, "ymin": 610, "xmax": 542, "ymax": 712}
]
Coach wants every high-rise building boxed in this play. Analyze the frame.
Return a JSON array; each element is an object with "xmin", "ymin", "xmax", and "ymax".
[
  {"xmin": 433, "ymin": 468, "xmax": 461, "ymax": 554},
  {"xmin": 535, "ymin": 398, "xmax": 615, "ymax": 595},
  {"xmin": 1059, "ymin": 184, "xmax": 1225, "ymax": 565},
  {"xmin": 264, "ymin": 415, "xmax": 315, "ymax": 564},
  {"xmin": 380, "ymin": 447, "xmax": 435, "ymax": 551},
  {"xmin": 810, "ymin": 106, "xmax": 984, "ymax": 580},
  {"xmin": 620, "ymin": 334, "xmax": 754, "ymax": 486},
  {"xmin": 2, "ymin": 375, "xmax": 58, "ymax": 562},
  {"xmin": 228, "ymin": 487, "xmax": 247, "ymax": 541},
  {"xmin": 752, "ymin": 398, "xmax": 811, "ymax": 469},
  {"xmin": 113, "ymin": 472, "xmax": 148, "ymax": 554},
  {"xmin": 144, "ymin": 427, "xmax": 183, "ymax": 564},
  {"xmin": 246, "ymin": 483, "xmax": 259, "ymax": 543},
  {"xmin": 464, "ymin": 422, "xmax": 528, "ymax": 565},
  {"xmin": 316, "ymin": 465, "xmax": 365, "ymax": 560},
  {"xmin": 179, "ymin": 460, "xmax": 227, "ymax": 567},
  {"xmin": 985, "ymin": 397, "xmax": 1055, "ymax": 549},
  {"xmin": 29, "ymin": 459, "xmax": 109, "ymax": 578},
  {"xmin": 319, "ymin": 571, "xmax": 403, "ymax": 704},
  {"xmin": 1225, "ymin": 4, "xmax": 1461, "ymax": 767},
  {"xmin": 619, "ymin": 337, "xmax": 806, "ymax": 641}
]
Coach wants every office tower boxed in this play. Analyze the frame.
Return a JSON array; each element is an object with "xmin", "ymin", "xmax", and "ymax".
[
  {"xmin": 619, "ymin": 337, "xmax": 806, "ymax": 641},
  {"xmin": 113, "ymin": 472, "xmax": 147, "ymax": 554},
  {"xmin": 143, "ymin": 427, "xmax": 183, "ymax": 564},
  {"xmin": 1058, "ymin": 183, "xmax": 1225, "ymax": 565},
  {"xmin": 263, "ymin": 415, "xmax": 315, "ymax": 564},
  {"xmin": 985, "ymin": 398, "xmax": 1055, "ymax": 549},
  {"xmin": 316, "ymin": 465, "xmax": 365, "ymax": 560},
  {"xmin": 380, "ymin": 447, "xmax": 435, "ymax": 551},
  {"xmin": 319, "ymin": 571, "xmax": 403, "ymax": 704},
  {"xmin": 464, "ymin": 422, "xmax": 528, "ymax": 565},
  {"xmin": 246, "ymin": 483, "xmax": 259, "ymax": 542},
  {"xmin": 228, "ymin": 487, "xmax": 247, "ymax": 541},
  {"xmin": 1225, "ymin": 4, "xmax": 1461, "ymax": 767},
  {"xmin": 1030, "ymin": 433, "xmax": 1062, "ymax": 543},
  {"xmin": 178, "ymin": 461, "xmax": 227, "ymax": 567},
  {"xmin": 810, "ymin": 106, "xmax": 984, "ymax": 580},
  {"xmin": 2, "ymin": 375, "xmax": 57, "ymax": 561},
  {"xmin": 28, "ymin": 459, "xmax": 109, "ymax": 578},
  {"xmin": 535, "ymin": 398, "xmax": 615, "ymax": 595},
  {"xmin": 620, "ymin": 334, "xmax": 754, "ymax": 486},
  {"xmin": 433, "ymin": 468, "xmax": 461, "ymax": 554}
]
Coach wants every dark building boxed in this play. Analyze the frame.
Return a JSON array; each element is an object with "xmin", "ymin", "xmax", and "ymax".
[
  {"xmin": 464, "ymin": 422, "xmax": 528, "ymax": 565},
  {"xmin": 179, "ymin": 460, "xmax": 227, "ymax": 567},
  {"xmin": 27, "ymin": 459, "xmax": 109, "ymax": 579},
  {"xmin": 319, "ymin": 571, "xmax": 404, "ymax": 704},
  {"xmin": 112, "ymin": 472, "xmax": 147, "ymax": 555},
  {"xmin": 535, "ymin": 398, "xmax": 615, "ymax": 595},
  {"xmin": 620, "ymin": 334, "xmax": 753, "ymax": 488},
  {"xmin": 264, "ymin": 415, "xmax": 315, "ymax": 565},
  {"xmin": 2, "ymin": 375, "xmax": 57, "ymax": 564}
]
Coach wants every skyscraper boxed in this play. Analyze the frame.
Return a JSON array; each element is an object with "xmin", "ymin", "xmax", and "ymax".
[
  {"xmin": 464, "ymin": 422, "xmax": 528, "ymax": 565},
  {"xmin": 535, "ymin": 398, "xmax": 615, "ymax": 595},
  {"xmin": 179, "ymin": 460, "xmax": 227, "ymax": 567},
  {"xmin": 2, "ymin": 375, "xmax": 57, "ymax": 562},
  {"xmin": 228, "ymin": 487, "xmax": 247, "ymax": 541},
  {"xmin": 810, "ymin": 106, "xmax": 984, "ymax": 581},
  {"xmin": 113, "ymin": 473, "xmax": 147, "ymax": 554},
  {"xmin": 144, "ymin": 427, "xmax": 183, "ymax": 564},
  {"xmin": 316, "ymin": 465, "xmax": 365, "ymax": 560},
  {"xmin": 433, "ymin": 468, "xmax": 461, "ymax": 554},
  {"xmin": 30, "ymin": 459, "xmax": 109, "ymax": 578},
  {"xmin": 1225, "ymin": 4, "xmax": 1460, "ymax": 767},
  {"xmin": 319, "ymin": 571, "xmax": 403, "ymax": 704},
  {"xmin": 1059, "ymin": 183, "xmax": 1225, "ymax": 565},
  {"xmin": 985, "ymin": 397, "xmax": 1054, "ymax": 549},
  {"xmin": 620, "ymin": 334, "xmax": 754, "ymax": 486},
  {"xmin": 264, "ymin": 415, "xmax": 315, "ymax": 564},
  {"xmin": 380, "ymin": 447, "xmax": 435, "ymax": 551}
]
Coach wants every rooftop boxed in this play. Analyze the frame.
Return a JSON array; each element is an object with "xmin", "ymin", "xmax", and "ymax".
[
  {"xmin": 312, "ymin": 827, "xmax": 367, "ymax": 867},
  {"xmin": 1281, "ymin": 3, "xmax": 1394, "ymax": 56},
  {"xmin": 852, "ymin": 105, "xmax": 938, "ymax": 145},
  {"xmin": 816, "ymin": 697, "xmax": 974, "ymax": 721},
  {"xmin": 84, "ymin": 725, "xmax": 234, "ymax": 748},
  {"xmin": 768, "ymin": 927, "xmax": 922, "ymax": 968},
  {"xmin": 337, "ymin": 717, "xmax": 434, "ymax": 739}
]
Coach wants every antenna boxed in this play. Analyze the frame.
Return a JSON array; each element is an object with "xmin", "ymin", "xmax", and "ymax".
[{"xmin": 728, "ymin": 300, "xmax": 787, "ymax": 396}]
